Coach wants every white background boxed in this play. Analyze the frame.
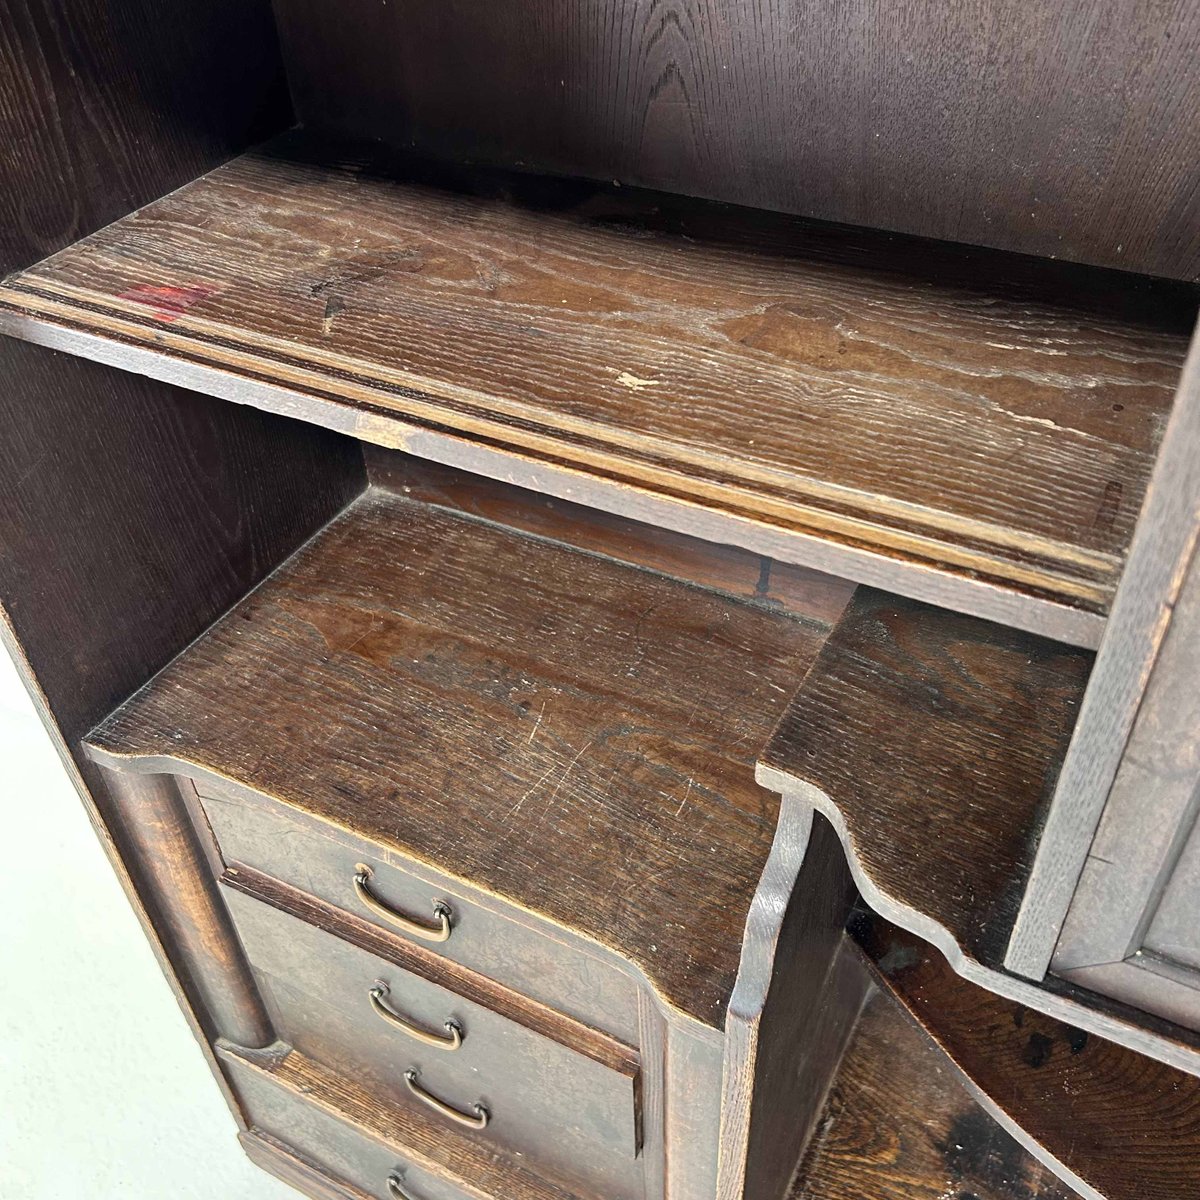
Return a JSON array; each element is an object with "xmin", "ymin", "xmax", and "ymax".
[{"xmin": 0, "ymin": 647, "xmax": 294, "ymax": 1198}]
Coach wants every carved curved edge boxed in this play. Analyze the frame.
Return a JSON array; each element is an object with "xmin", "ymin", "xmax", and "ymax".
[{"xmin": 756, "ymin": 766, "xmax": 1200, "ymax": 1085}]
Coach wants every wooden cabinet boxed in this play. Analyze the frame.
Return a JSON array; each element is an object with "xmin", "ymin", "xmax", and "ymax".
[{"xmin": 2, "ymin": 3, "xmax": 1200, "ymax": 1199}]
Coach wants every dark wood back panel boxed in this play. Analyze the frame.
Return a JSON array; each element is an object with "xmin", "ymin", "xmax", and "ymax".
[
  {"xmin": 0, "ymin": 0, "xmax": 291, "ymax": 273},
  {"xmin": 272, "ymin": 0, "xmax": 1200, "ymax": 279}
]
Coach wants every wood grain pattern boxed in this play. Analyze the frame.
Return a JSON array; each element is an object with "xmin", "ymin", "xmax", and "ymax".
[
  {"xmin": 271, "ymin": 0, "xmax": 1200, "ymax": 279},
  {"xmin": 223, "ymin": 1044, "xmax": 586, "ymax": 1200},
  {"xmin": 759, "ymin": 588, "xmax": 1093, "ymax": 972},
  {"xmin": 757, "ymin": 588, "xmax": 1200, "ymax": 1077},
  {"xmin": 223, "ymin": 863, "xmax": 637, "ymax": 1076},
  {"xmin": 227, "ymin": 889, "xmax": 642, "ymax": 1200},
  {"xmin": 1009, "ymin": 321, "xmax": 1200, "ymax": 978},
  {"xmin": 365, "ymin": 451, "xmax": 854, "ymax": 628},
  {"xmin": 791, "ymin": 985, "xmax": 1074, "ymax": 1200},
  {"xmin": 2, "ymin": 133, "xmax": 1192, "ymax": 644},
  {"xmin": 858, "ymin": 916, "xmax": 1200, "ymax": 1200},
  {"xmin": 0, "ymin": 0, "xmax": 288, "ymax": 273},
  {"xmin": 87, "ymin": 487, "xmax": 827, "ymax": 1028}
]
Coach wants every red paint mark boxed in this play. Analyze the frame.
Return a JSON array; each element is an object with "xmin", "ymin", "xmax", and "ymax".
[{"xmin": 118, "ymin": 283, "xmax": 216, "ymax": 322}]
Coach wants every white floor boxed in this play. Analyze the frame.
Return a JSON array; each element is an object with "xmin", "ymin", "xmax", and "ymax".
[{"xmin": 0, "ymin": 648, "xmax": 296, "ymax": 1198}]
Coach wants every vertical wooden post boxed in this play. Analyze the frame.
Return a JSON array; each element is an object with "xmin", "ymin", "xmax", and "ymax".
[{"xmin": 98, "ymin": 767, "xmax": 275, "ymax": 1049}]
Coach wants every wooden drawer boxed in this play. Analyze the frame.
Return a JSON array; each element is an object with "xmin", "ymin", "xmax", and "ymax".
[
  {"xmin": 223, "ymin": 1047, "xmax": 503, "ymax": 1200},
  {"xmin": 223, "ymin": 884, "xmax": 644, "ymax": 1200},
  {"xmin": 196, "ymin": 778, "xmax": 640, "ymax": 1043}
]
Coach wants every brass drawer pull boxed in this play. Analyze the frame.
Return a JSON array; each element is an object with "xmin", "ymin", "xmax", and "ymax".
[
  {"xmin": 387, "ymin": 1171, "xmax": 422, "ymax": 1199},
  {"xmin": 369, "ymin": 981, "xmax": 463, "ymax": 1050},
  {"xmin": 353, "ymin": 864, "xmax": 452, "ymax": 942},
  {"xmin": 404, "ymin": 1069, "xmax": 489, "ymax": 1130}
]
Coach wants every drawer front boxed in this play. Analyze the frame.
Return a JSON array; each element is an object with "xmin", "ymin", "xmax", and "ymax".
[
  {"xmin": 225, "ymin": 885, "xmax": 643, "ymax": 1200},
  {"xmin": 226, "ymin": 1052, "xmax": 487, "ymax": 1200},
  {"xmin": 196, "ymin": 778, "xmax": 640, "ymax": 1043}
]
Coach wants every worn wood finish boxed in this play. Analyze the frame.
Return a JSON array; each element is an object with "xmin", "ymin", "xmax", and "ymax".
[
  {"xmin": 222, "ymin": 861, "xmax": 637, "ymax": 1075},
  {"xmin": 271, "ymin": 0, "xmax": 1200, "ymax": 279},
  {"xmin": 718, "ymin": 807, "xmax": 863, "ymax": 1200},
  {"xmin": 756, "ymin": 588, "xmax": 1200, "ymax": 1075},
  {"xmin": 759, "ymin": 588, "xmax": 1092, "ymax": 972},
  {"xmin": 1009, "ymin": 321, "xmax": 1200, "ymax": 979},
  {"xmin": 790, "ymin": 985, "xmax": 1075, "ymax": 1200},
  {"xmin": 1051, "ymin": 540, "xmax": 1200, "ymax": 1031},
  {"xmin": 858, "ymin": 916, "xmax": 1200, "ymax": 1200},
  {"xmin": 0, "ymin": 0, "xmax": 289, "ymax": 274},
  {"xmin": 365, "ymin": 451, "xmax": 854, "ymax": 628},
  {"xmin": 222, "ymin": 1045, "xmax": 584, "ymax": 1200},
  {"xmin": 87, "ymin": 487, "xmax": 828, "ymax": 1029},
  {"xmin": 224, "ymin": 887, "xmax": 642, "ymax": 1199},
  {"xmin": 95, "ymin": 768, "xmax": 274, "ymax": 1049},
  {"xmin": 2, "ymin": 136, "xmax": 1192, "ymax": 646},
  {"xmin": 202, "ymin": 785, "xmax": 641, "ymax": 1043}
]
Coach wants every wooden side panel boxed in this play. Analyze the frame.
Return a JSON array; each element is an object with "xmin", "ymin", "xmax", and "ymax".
[
  {"xmin": 1009, "ymin": 320, "xmax": 1200, "ymax": 978},
  {"xmin": 0, "ymin": 0, "xmax": 289, "ymax": 273},
  {"xmin": 272, "ymin": 0, "xmax": 1200, "ymax": 278},
  {"xmin": 719, "ymin": 807, "xmax": 863, "ymax": 1200},
  {"xmin": 0, "ymin": 0, "xmax": 361, "ymax": 1138}
]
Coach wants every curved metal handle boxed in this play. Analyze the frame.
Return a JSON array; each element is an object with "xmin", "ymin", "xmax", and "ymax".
[
  {"xmin": 404, "ymin": 1069, "xmax": 489, "ymax": 1130},
  {"xmin": 353, "ymin": 865, "xmax": 452, "ymax": 942},
  {"xmin": 387, "ymin": 1171, "xmax": 422, "ymax": 1199},
  {"xmin": 369, "ymin": 981, "xmax": 463, "ymax": 1051}
]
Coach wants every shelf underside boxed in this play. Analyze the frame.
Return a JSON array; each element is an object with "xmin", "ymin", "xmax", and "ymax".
[
  {"xmin": 86, "ymin": 487, "xmax": 830, "ymax": 1029},
  {"xmin": 1, "ymin": 132, "xmax": 1194, "ymax": 647}
]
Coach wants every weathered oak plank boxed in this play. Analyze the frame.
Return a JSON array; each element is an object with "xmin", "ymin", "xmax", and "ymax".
[{"xmin": 2, "ymin": 133, "xmax": 1192, "ymax": 645}]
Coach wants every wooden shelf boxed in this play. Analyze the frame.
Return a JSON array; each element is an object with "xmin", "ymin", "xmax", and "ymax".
[
  {"xmin": 1, "ymin": 131, "xmax": 1193, "ymax": 648},
  {"xmin": 86, "ymin": 485, "xmax": 831, "ymax": 1030},
  {"xmin": 758, "ymin": 588, "xmax": 1200, "ymax": 1077},
  {"xmin": 791, "ymin": 967, "xmax": 1074, "ymax": 1200},
  {"xmin": 855, "ymin": 917, "xmax": 1200, "ymax": 1200},
  {"xmin": 759, "ymin": 588, "xmax": 1092, "ymax": 971}
]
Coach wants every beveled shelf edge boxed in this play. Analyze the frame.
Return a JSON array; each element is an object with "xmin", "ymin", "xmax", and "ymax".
[
  {"xmin": 756, "ymin": 763, "xmax": 1200, "ymax": 1081},
  {"xmin": 0, "ymin": 303, "xmax": 1106, "ymax": 650},
  {"xmin": 85, "ymin": 742, "xmax": 724, "ymax": 1043}
]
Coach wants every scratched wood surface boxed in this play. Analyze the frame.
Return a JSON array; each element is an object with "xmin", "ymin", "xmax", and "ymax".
[
  {"xmin": 857, "ymin": 916, "xmax": 1200, "ymax": 1200},
  {"xmin": 759, "ymin": 589, "xmax": 1093, "ymax": 973},
  {"xmin": 271, "ymin": 0, "xmax": 1200, "ymax": 280},
  {"xmin": 88, "ymin": 487, "xmax": 829, "ymax": 1028},
  {"xmin": 791, "ymin": 983, "xmax": 1074, "ymax": 1200},
  {"xmin": 1, "ymin": 133, "xmax": 1192, "ymax": 646}
]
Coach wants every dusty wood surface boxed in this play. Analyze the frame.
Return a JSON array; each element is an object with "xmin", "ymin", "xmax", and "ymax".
[
  {"xmin": 858, "ymin": 916, "xmax": 1200, "ymax": 1200},
  {"xmin": 759, "ymin": 588, "xmax": 1092, "ymax": 971},
  {"xmin": 88, "ymin": 487, "xmax": 828, "ymax": 1028},
  {"xmin": 2, "ymin": 133, "xmax": 1192, "ymax": 643},
  {"xmin": 271, "ymin": 0, "xmax": 1200, "ymax": 279},
  {"xmin": 791, "ymin": 982, "xmax": 1074, "ymax": 1200}
]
